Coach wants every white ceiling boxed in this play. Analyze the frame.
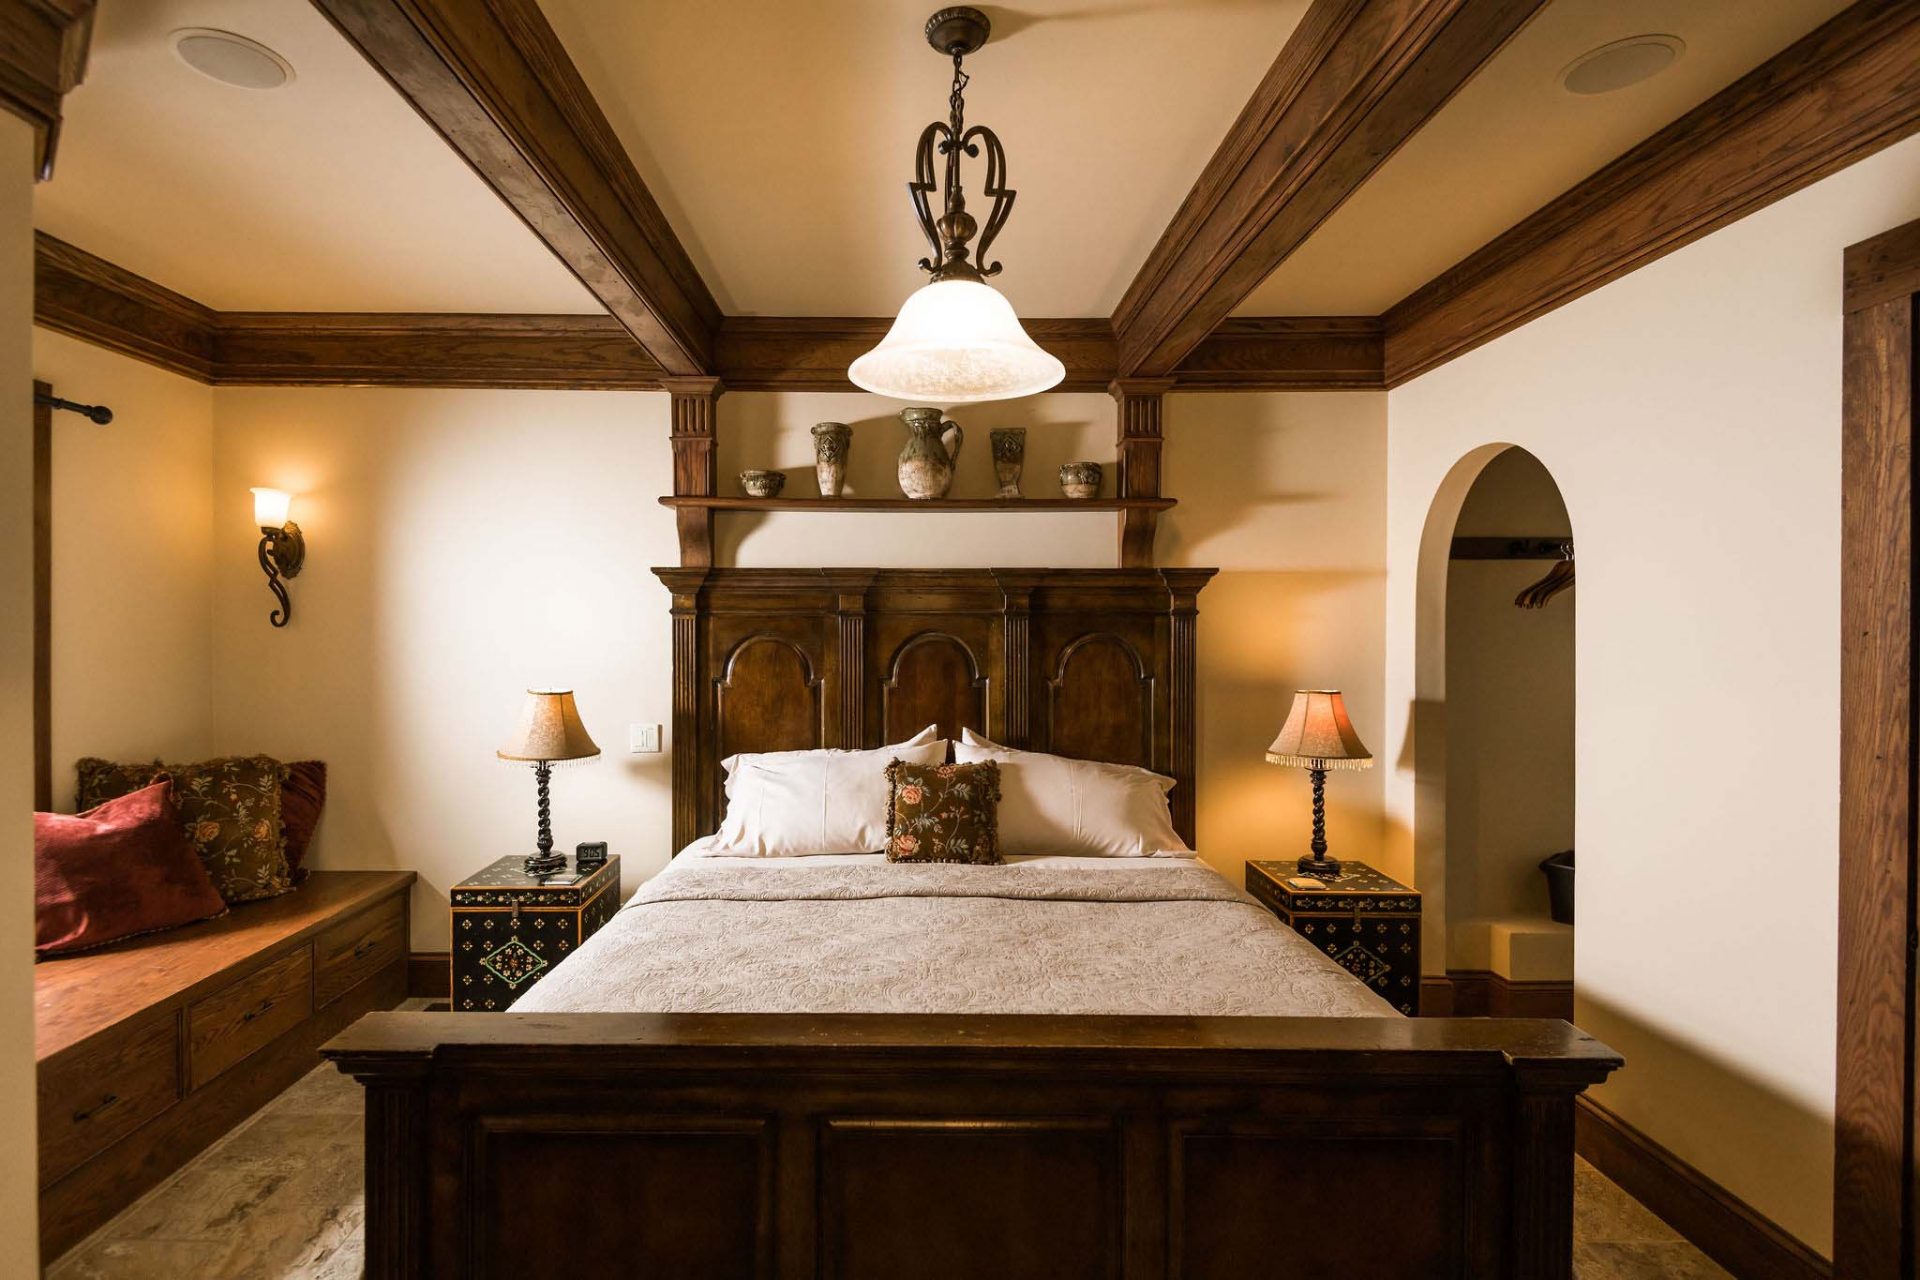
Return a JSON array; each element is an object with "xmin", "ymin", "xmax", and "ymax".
[
  {"xmin": 535, "ymin": 0, "xmax": 1312, "ymax": 317},
  {"xmin": 30, "ymin": 0, "xmax": 1857, "ymax": 323},
  {"xmin": 1233, "ymin": 0, "xmax": 1852, "ymax": 316},
  {"xmin": 34, "ymin": 0, "xmax": 600, "ymax": 312}
]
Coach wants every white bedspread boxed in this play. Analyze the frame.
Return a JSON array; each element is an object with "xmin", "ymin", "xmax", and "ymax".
[{"xmin": 515, "ymin": 850, "xmax": 1395, "ymax": 1018}]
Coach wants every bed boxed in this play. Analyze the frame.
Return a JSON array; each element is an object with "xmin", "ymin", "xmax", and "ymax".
[{"xmin": 327, "ymin": 567, "xmax": 1618, "ymax": 1279}]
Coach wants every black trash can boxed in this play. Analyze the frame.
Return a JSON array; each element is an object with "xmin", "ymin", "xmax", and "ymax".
[{"xmin": 1539, "ymin": 850, "xmax": 1574, "ymax": 925}]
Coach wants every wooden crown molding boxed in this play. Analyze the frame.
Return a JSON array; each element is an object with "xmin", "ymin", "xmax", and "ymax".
[
  {"xmin": 308, "ymin": 0, "xmax": 720, "ymax": 376},
  {"xmin": 35, "ymin": 231, "xmax": 217, "ymax": 378},
  {"xmin": 717, "ymin": 315, "xmax": 1384, "ymax": 392},
  {"xmin": 1382, "ymin": 0, "xmax": 1920, "ymax": 385},
  {"xmin": 1110, "ymin": 0, "xmax": 1545, "ymax": 378},
  {"xmin": 0, "ymin": 0, "xmax": 95, "ymax": 179},
  {"xmin": 36, "ymin": 234, "xmax": 1383, "ymax": 391}
]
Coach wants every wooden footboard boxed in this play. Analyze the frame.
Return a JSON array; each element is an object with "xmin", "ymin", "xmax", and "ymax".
[{"xmin": 327, "ymin": 1012, "xmax": 1618, "ymax": 1279}]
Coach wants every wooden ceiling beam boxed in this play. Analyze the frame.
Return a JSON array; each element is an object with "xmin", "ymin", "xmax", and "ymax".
[
  {"xmin": 0, "ymin": 0, "xmax": 97, "ymax": 179},
  {"xmin": 307, "ymin": 0, "xmax": 720, "ymax": 376},
  {"xmin": 1383, "ymin": 0, "xmax": 1920, "ymax": 385},
  {"xmin": 1110, "ymin": 0, "xmax": 1544, "ymax": 379}
]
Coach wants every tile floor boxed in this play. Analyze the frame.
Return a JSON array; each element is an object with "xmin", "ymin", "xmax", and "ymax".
[{"xmin": 50, "ymin": 1001, "xmax": 1730, "ymax": 1279}]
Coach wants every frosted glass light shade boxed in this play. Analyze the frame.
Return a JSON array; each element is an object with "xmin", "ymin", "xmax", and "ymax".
[
  {"xmin": 251, "ymin": 487, "xmax": 292, "ymax": 528},
  {"xmin": 849, "ymin": 279, "xmax": 1066, "ymax": 403}
]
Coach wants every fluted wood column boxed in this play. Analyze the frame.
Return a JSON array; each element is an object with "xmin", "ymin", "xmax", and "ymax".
[
  {"xmin": 664, "ymin": 375, "xmax": 723, "ymax": 566},
  {"xmin": 1110, "ymin": 377, "xmax": 1173, "ymax": 567}
]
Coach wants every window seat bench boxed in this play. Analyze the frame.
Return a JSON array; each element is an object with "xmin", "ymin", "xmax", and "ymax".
[{"xmin": 34, "ymin": 869, "xmax": 415, "ymax": 1261}]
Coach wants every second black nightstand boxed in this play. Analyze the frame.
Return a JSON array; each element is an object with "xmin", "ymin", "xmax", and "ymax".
[
  {"xmin": 450, "ymin": 854, "xmax": 621, "ymax": 1011},
  {"xmin": 1245, "ymin": 859, "xmax": 1422, "ymax": 1016}
]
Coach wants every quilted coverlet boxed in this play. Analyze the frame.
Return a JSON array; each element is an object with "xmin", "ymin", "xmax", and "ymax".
[{"xmin": 516, "ymin": 858, "xmax": 1395, "ymax": 1018}]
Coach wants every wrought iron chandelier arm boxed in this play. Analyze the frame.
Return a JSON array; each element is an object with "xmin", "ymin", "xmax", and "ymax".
[
  {"xmin": 909, "ymin": 121, "xmax": 952, "ymax": 273},
  {"xmin": 961, "ymin": 124, "xmax": 1013, "ymax": 277}
]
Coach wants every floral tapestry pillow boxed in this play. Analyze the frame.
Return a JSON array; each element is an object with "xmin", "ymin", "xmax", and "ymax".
[
  {"xmin": 76, "ymin": 756, "xmax": 294, "ymax": 903},
  {"xmin": 884, "ymin": 759, "xmax": 1001, "ymax": 866}
]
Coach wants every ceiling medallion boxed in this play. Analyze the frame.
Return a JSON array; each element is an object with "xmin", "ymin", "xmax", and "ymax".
[{"xmin": 849, "ymin": 7, "xmax": 1066, "ymax": 405}]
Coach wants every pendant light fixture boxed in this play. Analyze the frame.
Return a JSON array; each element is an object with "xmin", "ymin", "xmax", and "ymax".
[{"xmin": 849, "ymin": 7, "xmax": 1065, "ymax": 404}]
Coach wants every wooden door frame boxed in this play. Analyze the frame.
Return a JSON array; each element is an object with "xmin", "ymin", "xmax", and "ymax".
[
  {"xmin": 32, "ymin": 378, "xmax": 50, "ymax": 811},
  {"xmin": 1836, "ymin": 216, "xmax": 1920, "ymax": 1278}
]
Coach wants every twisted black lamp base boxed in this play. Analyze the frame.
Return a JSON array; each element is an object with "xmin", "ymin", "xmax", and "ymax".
[
  {"xmin": 1296, "ymin": 766, "xmax": 1342, "ymax": 878},
  {"xmin": 523, "ymin": 760, "xmax": 567, "ymax": 877}
]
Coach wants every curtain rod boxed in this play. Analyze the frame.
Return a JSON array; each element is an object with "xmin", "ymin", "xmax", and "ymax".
[{"xmin": 35, "ymin": 392, "xmax": 112, "ymax": 424}]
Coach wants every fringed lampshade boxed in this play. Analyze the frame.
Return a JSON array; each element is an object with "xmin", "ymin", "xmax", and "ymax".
[
  {"xmin": 498, "ymin": 689, "xmax": 600, "ymax": 763},
  {"xmin": 1265, "ymin": 690, "xmax": 1372, "ymax": 770},
  {"xmin": 1266, "ymin": 690, "xmax": 1372, "ymax": 877},
  {"xmin": 498, "ymin": 689, "xmax": 599, "ymax": 877}
]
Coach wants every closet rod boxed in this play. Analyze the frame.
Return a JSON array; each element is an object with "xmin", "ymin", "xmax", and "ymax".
[{"xmin": 1449, "ymin": 536, "xmax": 1571, "ymax": 560}]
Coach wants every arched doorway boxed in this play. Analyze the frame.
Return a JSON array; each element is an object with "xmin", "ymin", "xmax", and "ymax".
[{"xmin": 1413, "ymin": 445, "xmax": 1575, "ymax": 1018}]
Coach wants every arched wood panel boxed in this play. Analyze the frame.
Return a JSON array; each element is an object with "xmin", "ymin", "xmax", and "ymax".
[
  {"xmin": 1046, "ymin": 633, "xmax": 1154, "ymax": 769},
  {"xmin": 657, "ymin": 568, "xmax": 1214, "ymax": 849},
  {"xmin": 715, "ymin": 635, "xmax": 822, "ymax": 763},
  {"xmin": 882, "ymin": 632, "xmax": 989, "ymax": 744}
]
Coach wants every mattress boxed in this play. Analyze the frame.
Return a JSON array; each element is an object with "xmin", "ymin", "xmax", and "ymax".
[{"xmin": 515, "ymin": 842, "xmax": 1395, "ymax": 1018}]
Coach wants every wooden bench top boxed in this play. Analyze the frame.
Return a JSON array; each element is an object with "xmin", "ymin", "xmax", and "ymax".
[{"xmin": 37, "ymin": 870, "xmax": 415, "ymax": 1062}]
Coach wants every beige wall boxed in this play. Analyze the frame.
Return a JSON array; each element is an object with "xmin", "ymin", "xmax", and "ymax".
[
  {"xmin": 1384, "ymin": 133, "xmax": 1920, "ymax": 1255},
  {"xmin": 1443, "ymin": 448, "xmax": 1574, "ymax": 975},
  {"xmin": 0, "ymin": 112, "xmax": 42, "ymax": 1275},
  {"xmin": 34, "ymin": 331, "xmax": 215, "ymax": 807},
  {"xmin": 202, "ymin": 386, "xmax": 1386, "ymax": 947},
  {"xmin": 209, "ymin": 387, "xmax": 680, "ymax": 949}
]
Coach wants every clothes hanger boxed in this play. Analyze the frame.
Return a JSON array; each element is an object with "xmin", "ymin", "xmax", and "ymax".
[{"xmin": 1514, "ymin": 544, "xmax": 1574, "ymax": 609}]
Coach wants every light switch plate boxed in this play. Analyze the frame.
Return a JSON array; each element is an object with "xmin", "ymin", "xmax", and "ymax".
[{"xmin": 629, "ymin": 723, "xmax": 662, "ymax": 754}]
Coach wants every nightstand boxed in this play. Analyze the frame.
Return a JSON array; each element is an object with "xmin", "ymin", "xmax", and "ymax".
[
  {"xmin": 1245, "ymin": 859, "xmax": 1422, "ymax": 1016},
  {"xmin": 450, "ymin": 855, "xmax": 621, "ymax": 1011}
]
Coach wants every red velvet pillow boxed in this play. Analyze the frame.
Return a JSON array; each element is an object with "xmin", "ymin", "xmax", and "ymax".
[
  {"xmin": 280, "ymin": 760, "xmax": 327, "ymax": 882},
  {"xmin": 35, "ymin": 782, "xmax": 228, "ymax": 956}
]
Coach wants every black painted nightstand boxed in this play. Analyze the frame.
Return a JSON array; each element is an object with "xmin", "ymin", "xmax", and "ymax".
[
  {"xmin": 1245, "ymin": 859, "xmax": 1422, "ymax": 1016},
  {"xmin": 449, "ymin": 855, "xmax": 621, "ymax": 1011}
]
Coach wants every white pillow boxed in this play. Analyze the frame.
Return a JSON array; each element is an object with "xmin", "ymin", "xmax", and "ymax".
[
  {"xmin": 713, "ymin": 727, "xmax": 946, "ymax": 857},
  {"xmin": 721, "ymin": 723, "xmax": 937, "ymax": 798},
  {"xmin": 953, "ymin": 728, "xmax": 1189, "ymax": 858}
]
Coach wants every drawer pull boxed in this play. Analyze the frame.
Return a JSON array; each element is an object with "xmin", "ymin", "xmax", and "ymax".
[
  {"xmin": 240, "ymin": 998, "xmax": 275, "ymax": 1023},
  {"xmin": 352, "ymin": 939, "xmax": 379, "ymax": 960},
  {"xmin": 72, "ymin": 1093, "xmax": 119, "ymax": 1124}
]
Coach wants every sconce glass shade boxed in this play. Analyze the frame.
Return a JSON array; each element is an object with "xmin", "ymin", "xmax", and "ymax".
[
  {"xmin": 849, "ymin": 279, "xmax": 1066, "ymax": 404},
  {"xmin": 251, "ymin": 487, "xmax": 292, "ymax": 528}
]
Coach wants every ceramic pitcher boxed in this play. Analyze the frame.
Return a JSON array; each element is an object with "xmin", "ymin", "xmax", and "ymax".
[{"xmin": 896, "ymin": 407, "xmax": 964, "ymax": 499}]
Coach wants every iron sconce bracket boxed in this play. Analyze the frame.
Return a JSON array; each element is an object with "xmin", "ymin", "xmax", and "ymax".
[{"xmin": 257, "ymin": 521, "xmax": 304, "ymax": 628}]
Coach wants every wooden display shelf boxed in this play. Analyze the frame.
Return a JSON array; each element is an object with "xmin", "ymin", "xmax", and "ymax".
[{"xmin": 659, "ymin": 495, "xmax": 1177, "ymax": 512}]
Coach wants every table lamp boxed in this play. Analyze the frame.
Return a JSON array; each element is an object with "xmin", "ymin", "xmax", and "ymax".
[
  {"xmin": 497, "ymin": 688, "xmax": 601, "ymax": 876},
  {"xmin": 1265, "ymin": 689, "xmax": 1373, "ymax": 878}
]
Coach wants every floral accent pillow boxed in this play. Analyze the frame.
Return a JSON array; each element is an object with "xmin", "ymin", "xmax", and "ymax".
[
  {"xmin": 76, "ymin": 756, "xmax": 294, "ymax": 903},
  {"xmin": 884, "ymin": 759, "xmax": 1001, "ymax": 866}
]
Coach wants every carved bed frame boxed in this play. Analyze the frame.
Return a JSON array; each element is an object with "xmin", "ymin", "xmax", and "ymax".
[{"xmin": 328, "ymin": 568, "xmax": 1619, "ymax": 1279}]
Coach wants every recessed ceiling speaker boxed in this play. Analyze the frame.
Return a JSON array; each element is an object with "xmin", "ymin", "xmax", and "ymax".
[
  {"xmin": 1560, "ymin": 34, "xmax": 1684, "ymax": 96},
  {"xmin": 172, "ymin": 28, "xmax": 294, "ymax": 90}
]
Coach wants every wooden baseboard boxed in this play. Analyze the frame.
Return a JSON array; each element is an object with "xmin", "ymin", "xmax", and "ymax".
[
  {"xmin": 1425, "ymin": 970, "xmax": 1574, "ymax": 1019},
  {"xmin": 407, "ymin": 951, "xmax": 450, "ymax": 999},
  {"xmin": 1575, "ymin": 1096, "xmax": 1830, "ymax": 1280}
]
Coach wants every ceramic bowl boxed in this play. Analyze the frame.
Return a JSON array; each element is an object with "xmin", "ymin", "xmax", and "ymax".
[
  {"xmin": 739, "ymin": 469, "xmax": 786, "ymax": 498},
  {"xmin": 1059, "ymin": 462, "xmax": 1103, "ymax": 500}
]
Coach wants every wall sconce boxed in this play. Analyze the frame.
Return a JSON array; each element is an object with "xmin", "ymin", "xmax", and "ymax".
[{"xmin": 251, "ymin": 487, "xmax": 305, "ymax": 628}]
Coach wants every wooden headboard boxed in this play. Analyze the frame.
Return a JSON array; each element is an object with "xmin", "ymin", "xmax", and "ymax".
[{"xmin": 653, "ymin": 568, "xmax": 1216, "ymax": 853}]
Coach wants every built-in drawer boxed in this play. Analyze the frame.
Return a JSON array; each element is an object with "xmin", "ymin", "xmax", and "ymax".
[
  {"xmin": 38, "ymin": 1011, "xmax": 179, "ymax": 1188},
  {"xmin": 314, "ymin": 898, "xmax": 404, "ymax": 1010},
  {"xmin": 186, "ymin": 946, "xmax": 313, "ymax": 1089}
]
